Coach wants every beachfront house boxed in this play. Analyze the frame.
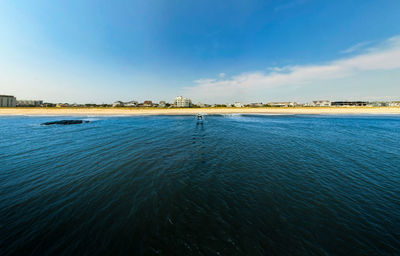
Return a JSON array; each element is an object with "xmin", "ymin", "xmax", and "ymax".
[
  {"xmin": 125, "ymin": 101, "xmax": 138, "ymax": 107},
  {"xmin": 311, "ymin": 100, "xmax": 331, "ymax": 107},
  {"xmin": 248, "ymin": 103, "xmax": 263, "ymax": 107},
  {"xmin": 112, "ymin": 101, "xmax": 124, "ymax": 107},
  {"xmin": 142, "ymin": 101, "xmax": 153, "ymax": 107},
  {"xmin": 268, "ymin": 102, "xmax": 297, "ymax": 107},
  {"xmin": 56, "ymin": 103, "xmax": 70, "ymax": 107},
  {"xmin": 367, "ymin": 102, "xmax": 388, "ymax": 107}
]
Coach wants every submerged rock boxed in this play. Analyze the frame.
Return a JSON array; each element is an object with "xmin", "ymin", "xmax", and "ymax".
[{"xmin": 41, "ymin": 120, "xmax": 89, "ymax": 125}]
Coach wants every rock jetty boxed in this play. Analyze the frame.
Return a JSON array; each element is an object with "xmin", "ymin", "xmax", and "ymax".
[{"xmin": 41, "ymin": 120, "xmax": 89, "ymax": 125}]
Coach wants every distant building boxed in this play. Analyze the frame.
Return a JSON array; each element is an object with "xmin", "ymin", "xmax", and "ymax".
[
  {"xmin": 234, "ymin": 102, "xmax": 244, "ymax": 108},
  {"xmin": 0, "ymin": 95, "xmax": 17, "ymax": 107},
  {"xmin": 158, "ymin": 101, "xmax": 166, "ymax": 108},
  {"xmin": 174, "ymin": 96, "xmax": 192, "ymax": 107},
  {"xmin": 368, "ymin": 101, "xmax": 389, "ymax": 107},
  {"xmin": 112, "ymin": 101, "xmax": 124, "ymax": 107},
  {"xmin": 311, "ymin": 100, "xmax": 331, "ymax": 107},
  {"xmin": 17, "ymin": 100, "xmax": 43, "ymax": 107},
  {"xmin": 389, "ymin": 101, "xmax": 400, "ymax": 107},
  {"xmin": 125, "ymin": 101, "xmax": 138, "ymax": 107},
  {"xmin": 112, "ymin": 100, "xmax": 138, "ymax": 107},
  {"xmin": 268, "ymin": 102, "xmax": 297, "ymax": 107},
  {"xmin": 42, "ymin": 103, "xmax": 56, "ymax": 107},
  {"xmin": 56, "ymin": 103, "xmax": 70, "ymax": 108},
  {"xmin": 197, "ymin": 102, "xmax": 210, "ymax": 108},
  {"xmin": 248, "ymin": 102, "xmax": 263, "ymax": 107},
  {"xmin": 331, "ymin": 101, "xmax": 367, "ymax": 107},
  {"xmin": 142, "ymin": 101, "xmax": 153, "ymax": 107}
]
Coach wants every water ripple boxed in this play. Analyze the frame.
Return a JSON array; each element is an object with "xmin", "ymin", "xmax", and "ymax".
[{"xmin": 0, "ymin": 115, "xmax": 399, "ymax": 255}]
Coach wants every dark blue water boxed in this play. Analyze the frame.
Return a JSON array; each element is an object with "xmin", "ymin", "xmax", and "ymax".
[{"xmin": 1, "ymin": 114, "xmax": 399, "ymax": 255}]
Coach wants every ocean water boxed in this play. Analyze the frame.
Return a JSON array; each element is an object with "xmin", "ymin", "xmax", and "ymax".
[{"xmin": 0, "ymin": 114, "xmax": 399, "ymax": 255}]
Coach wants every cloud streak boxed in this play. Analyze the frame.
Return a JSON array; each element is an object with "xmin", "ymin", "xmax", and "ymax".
[
  {"xmin": 185, "ymin": 36, "xmax": 400, "ymax": 102},
  {"xmin": 340, "ymin": 41, "xmax": 372, "ymax": 54}
]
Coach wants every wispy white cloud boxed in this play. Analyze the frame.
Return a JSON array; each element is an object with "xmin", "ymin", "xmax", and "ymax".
[
  {"xmin": 185, "ymin": 36, "xmax": 400, "ymax": 102},
  {"xmin": 219, "ymin": 72, "xmax": 226, "ymax": 78},
  {"xmin": 340, "ymin": 41, "xmax": 372, "ymax": 54}
]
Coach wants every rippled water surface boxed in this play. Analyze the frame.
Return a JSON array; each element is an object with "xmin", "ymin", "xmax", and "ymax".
[{"xmin": 1, "ymin": 114, "xmax": 399, "ymax": 255}]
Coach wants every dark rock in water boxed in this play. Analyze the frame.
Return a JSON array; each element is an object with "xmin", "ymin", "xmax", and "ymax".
[{"xmin": 41, "ymin": 120, "xmax": 89, "ymax": 125}]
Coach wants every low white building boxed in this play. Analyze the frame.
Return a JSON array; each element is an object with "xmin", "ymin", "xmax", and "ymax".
[
  {"xmin": 389, "ymin": 101, "xmax": 400, "ymax": 107},
  {"xmin": 268, "ymin": 102, "xmax": 297, "ymax": 107},
  {"xmin": 311, "ymin": 100, "xmax": 331, "ymax": 107},
  {"xmin": 0, "ymin": 95, "xmax": 17, "ymax": 107},
  {"xmin": 112, "ymin": 101, "xmax": 124, "ymax": 107},
  {"xmin": 174, "ymin": 96, "xmax": 192, "ymax": 107},
  {"xmin": 234, "ymin": 102, "xmax": 244, "ymax": 107},
  {"xmin": 124, "ymin": 101, "xmax": 138, "ymax": 107},
  {"xmin": 368, "ymin": 101, "xmax": 388, "ymax": 107},
  {"xmin": 249, "ymin": 103, "xmax": 263, "ymax": 107}
]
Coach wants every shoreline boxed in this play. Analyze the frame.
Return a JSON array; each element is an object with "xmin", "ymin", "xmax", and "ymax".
[{"xmin": 1, "ymin": 107, "xmax": 400, "ymax": 116}]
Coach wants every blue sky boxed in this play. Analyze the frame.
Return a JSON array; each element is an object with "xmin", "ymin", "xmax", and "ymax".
[{"xmin": 1, "ymin": 0, "xmax": 400, "ymax": 103}]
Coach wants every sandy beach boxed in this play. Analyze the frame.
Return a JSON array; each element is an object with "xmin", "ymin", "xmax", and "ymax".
[{"xmin": 0, "ymin": 107, "xmax": 400, "ymax": 116}]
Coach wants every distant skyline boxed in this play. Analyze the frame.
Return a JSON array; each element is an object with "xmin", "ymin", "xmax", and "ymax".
[{"xmin": 1, "ymin": 0, "xmax": 400, "ymax": 104}]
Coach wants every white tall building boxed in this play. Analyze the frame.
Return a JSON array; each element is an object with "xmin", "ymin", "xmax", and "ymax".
[
  {"xmin": 174, "ymin": 96, "xmax": 192, "ymax": 107},
  {"xmin": 0, "ymin": 95, "xmax": 17, "ymax": 107}
]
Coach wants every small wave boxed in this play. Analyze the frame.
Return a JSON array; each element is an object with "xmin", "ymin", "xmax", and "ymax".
[
  {"xmin": 220, "ymin": 113, "xmax": 243, "ymax": 117},
  {"xmin": 83, "ymin": 117, "xmax": 102, "ymax": 122},
  {"xmin": 245, "ymin": 113, "xmax": 294, "ymax": 116}
]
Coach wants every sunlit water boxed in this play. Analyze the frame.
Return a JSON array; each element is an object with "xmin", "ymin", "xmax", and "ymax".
[{"xmin": 1, "ymin": 114, "xmax": 399, "ymax": 255}]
